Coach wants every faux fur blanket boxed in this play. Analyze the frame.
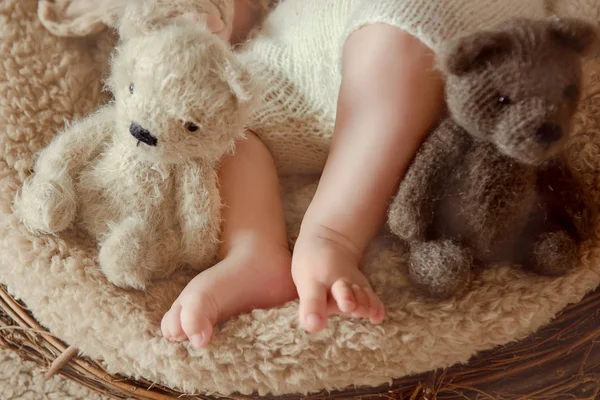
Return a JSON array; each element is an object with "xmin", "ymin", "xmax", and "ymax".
[{"xmin": 2, "ymin": 0, "xmax": 600, "ymax": 396}]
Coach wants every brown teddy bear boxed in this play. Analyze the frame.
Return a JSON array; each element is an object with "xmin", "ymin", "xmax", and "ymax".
[{"xmin": 388, "ymin": 17, "xmax": 598, "ymax": 299}]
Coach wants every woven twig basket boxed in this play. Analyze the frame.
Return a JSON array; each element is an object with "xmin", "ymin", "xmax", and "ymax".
[{"xmin": 1, "ymin": 283, "xmax": 599, "ymax": 400}]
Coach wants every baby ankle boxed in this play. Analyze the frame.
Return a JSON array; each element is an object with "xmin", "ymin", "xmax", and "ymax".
[{"xmin": 297, "ymin": 221, "xmax": 363, "ymax": 262}]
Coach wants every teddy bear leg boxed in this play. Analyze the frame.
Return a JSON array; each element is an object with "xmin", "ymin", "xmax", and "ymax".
[
  {"xmin": 98, "ymin": 216, "xmax": 180, "ymax": 290},
  {"xmin": 408, "ymin": 239, "xmax": 473, "ymax": 299},
  {"xmin": 527, "ymin": 231, "xmax": 579, "ymax": 276},
  {"xmin": 15, "ymin": 174, "xmax": 77, "ymax": 234}
]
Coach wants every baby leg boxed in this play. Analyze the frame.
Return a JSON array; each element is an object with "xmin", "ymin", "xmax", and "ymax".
[
  {"xmin": 161, "ymin": 132, "xmax": 296, "ymax": 348},
  {"xmin": 292, "ymin": 24, "xmax": 445, "ymax": 332}
]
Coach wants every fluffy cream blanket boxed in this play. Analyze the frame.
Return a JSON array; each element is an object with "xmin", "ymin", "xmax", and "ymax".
[{"xmin": 2, "ymin": 0, "xmax": 600, "ymax": 396}]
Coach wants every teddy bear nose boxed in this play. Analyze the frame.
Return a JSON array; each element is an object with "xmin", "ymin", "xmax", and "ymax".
[
  {"xmin": 129, "ymin": 122, "xmax": 157, "ymax": 147},
  {"xmin": 534, "ymin": 123, "xmax": 563, "ymax": 146}
]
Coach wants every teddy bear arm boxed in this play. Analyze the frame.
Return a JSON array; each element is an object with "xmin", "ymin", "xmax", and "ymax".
[
  {"xmin": 34, "ymin": 105, "xmax": 115, "ymax": 179},
  {"xmin": 388, "ymin": 119, "xmax": 469, "ymax": 241},
  {"xmin": 176, "ymin": 163, "xmax": 221, "ymax": 269},
  {"xmin": 15, "ymin": 106, "xmax": 115, "ymax": 234}
]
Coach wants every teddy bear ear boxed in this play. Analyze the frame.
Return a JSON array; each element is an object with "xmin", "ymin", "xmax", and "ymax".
[
  {"xmin": 440, "ymin": 31, "xmax": 514, "ymax": 75},
  {"xmin": 548, "ymin": 17, "xmax": 598, "ymax": 55}
]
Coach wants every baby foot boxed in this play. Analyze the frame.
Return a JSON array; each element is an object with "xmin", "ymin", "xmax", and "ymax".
[
  {"xmin": 161, "ymin": 241, "xmax": 296, "ymax": 348},
  {"xmin": 291, "ymin": 226, "xmax": 385, "ymax": 333}
]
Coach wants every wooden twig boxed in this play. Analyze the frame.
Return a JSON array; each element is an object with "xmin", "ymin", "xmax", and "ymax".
[{"xmin": 44, "ymin": 344, "xmax": 79, "ymax": 380}]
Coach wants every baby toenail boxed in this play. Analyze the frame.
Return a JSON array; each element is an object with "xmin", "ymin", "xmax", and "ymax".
[
  {"xmin": 191, "ymin": 333, "xmax": 206, "ymax": 348},
  {"xmin": 174, "ymin": 335, "xmax": 187, "ymax": 342},
  {"xmin": 306, "ymin": 313, "xmax": 321, "ymax": 329}
]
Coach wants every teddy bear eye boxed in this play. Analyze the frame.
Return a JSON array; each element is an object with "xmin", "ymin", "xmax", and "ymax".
[
  {"xmin": 129, "ymin": 83, "xmax": 135, "ymax": 94},
  {"xmin": 563, "ymin": 84, "xmax": 579, "ymax": 100},
  {"xmin": 497, "ymin": 95, "xmax": 512, "ymax": 106},
  {"xmin": 184, "ymin": 122, "xmax": 199, "ymax": 132}
]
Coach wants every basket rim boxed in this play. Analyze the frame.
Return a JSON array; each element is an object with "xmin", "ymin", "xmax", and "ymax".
[{"xmin": 2, "ymin": 283, "xmax": 600, "ymax": 400}]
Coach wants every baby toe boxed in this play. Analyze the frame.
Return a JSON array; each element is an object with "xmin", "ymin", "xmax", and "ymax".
[
  {"xmin": 297, "ymin": 281, "xmax": 328, "ymax": 333},
  {"xmin": 161, "ymin": 303, "xmax": 186, "ymax": 342},
  {"xmin": 367, "ymin": 291, "xmax": 385, "ymax": 324},
  {"xmin": 350, "ymin": 284, "xmax": 371, "ymax": 318},
  {"xmin": 179, "ymin": 296, "xmax": 216, "ymax": 349},
  {"xmin": 371, "ymin": 305, "xmax": 385, "ymax": 325},
  {"xmin": 331, "ymin": 280, "xmax": 357, "ymax": 314}
]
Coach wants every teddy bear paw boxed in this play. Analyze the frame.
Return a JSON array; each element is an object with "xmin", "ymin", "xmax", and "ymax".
[
  {"xmin": 98, "ymin": 217, "xmax": 180, "ymax": 290},
  {"xmin": 408, "ymin": 239, "xmax": 473, "ymax": 299},
  {"xmin": 98, "ymin": 236, "xmax": 152, "ymax": 290},
  {"xmin": 528, "ymin": 231, "xmax": 579, "ymax": 276},
  {"xmin": 15, "ymin": 176, "xmax": 77, "ymax": 234},
  {"xmin": 98, "ymin": 219, "xmax": 157, "ymax": 290}
]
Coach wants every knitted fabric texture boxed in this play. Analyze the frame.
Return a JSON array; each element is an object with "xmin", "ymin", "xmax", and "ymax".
[
  {"xmin": 239, "ymin": 0, "xmax": 547, "ymax": 174},
  {"xmin": 548, "ymin": 0, "xmax": 600, "ymax": 56},
  {"xmin": 2, "ymin": 0, "xmax": 600, "ymax": 397},
  {"xmin": 549, "ymin": 0, "xmax": 600, "ymax": 22}
]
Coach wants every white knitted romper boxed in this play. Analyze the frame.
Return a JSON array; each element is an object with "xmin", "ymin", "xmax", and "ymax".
[{"xmin": 238, "ymin": 0, "xmax": 548, "ymax": 175}]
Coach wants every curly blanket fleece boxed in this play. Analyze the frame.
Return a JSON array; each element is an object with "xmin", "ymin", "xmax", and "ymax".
[{"xmin": 2, "ymin": 0, "xmax": 600, "ymax": 397}]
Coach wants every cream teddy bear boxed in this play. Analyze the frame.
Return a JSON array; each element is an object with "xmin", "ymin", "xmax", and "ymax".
[{"xmin": 15, "ymin": 21, "xmax": 253, "ymax": 289}]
